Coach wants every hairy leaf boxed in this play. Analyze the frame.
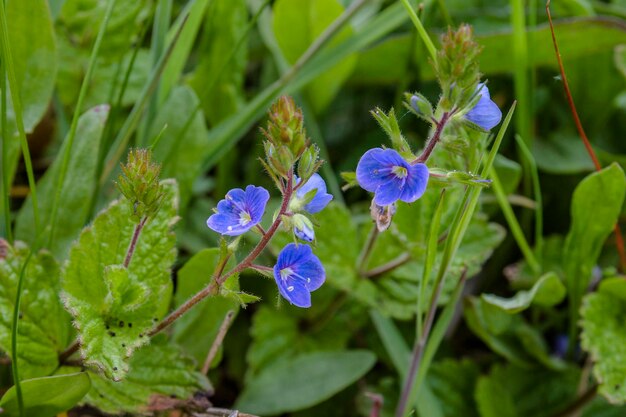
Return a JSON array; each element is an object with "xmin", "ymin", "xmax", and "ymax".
[
  {"xmin": 62, "ymin": 181, "xmax": 178, "ymax": 380},
  {"xmin": 0, "ymin": 241, "xmax": 70, "ymax": 379}
]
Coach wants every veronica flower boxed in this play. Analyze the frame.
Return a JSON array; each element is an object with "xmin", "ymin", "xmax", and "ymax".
[
  {"xmin": 207, "ymin": 185, "xmax": 269, "ymax": 236},
  {"xmin": 356, "ymin": 148, "xmax": 429, "ymax": 206},
  {"xmin": 294, "ymin": 173, "xmax": 333, "ymax": 214},
  {"xmin": 464, "ymin": 83, "xmax": 502, "ymax": 131},
  {"xmin": 293, "ymin": 214, "xmax": 315, "ymax": 242},
  {"xmin": 274, "ymin": 243, "xmax": 325, "ymax": 308}
]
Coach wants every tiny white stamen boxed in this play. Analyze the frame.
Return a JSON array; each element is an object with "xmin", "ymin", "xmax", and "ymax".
[
  {"xmin": 392, "ymin": 165, "xmax": 408, "ymax": 179},
  {"xmin": 227, "ymin": 226, "xmax": 233, "ymax": 231},
  {"xmin": 287, "ymin": 286, "xmax": 294, "ymax": 292}
]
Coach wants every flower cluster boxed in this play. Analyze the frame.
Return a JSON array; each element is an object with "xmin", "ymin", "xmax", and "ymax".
[
  {"xmin": 354, "ymin": 26, "xmax": 502, "ymax": 229},
  {"xmin": 206, "ymin": 97, "xmax": 333, "ymax": 308}
]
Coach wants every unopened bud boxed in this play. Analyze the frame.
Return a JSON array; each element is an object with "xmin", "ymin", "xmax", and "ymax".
[
  {"xmin": 297, "ymin": 145, "xmax": 320, "ymax": 182},
  {"xmin": 292, "ymin": 214, "xmax": 315, "ymax": 242},
  {"xmin": 116, "ymin": 148, "xmax": 164, "ymax": 221}
]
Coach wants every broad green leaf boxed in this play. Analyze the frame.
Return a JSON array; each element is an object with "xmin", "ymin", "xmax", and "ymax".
[
  {"xmin": 0, "ymin": 241, "xmax": 70, "ymax": 379},
  {"xmin": 533, "ymin": 133, "xmax": 597, "ymax": 174},
  {"xmin": 3, "ymin": 0, "xmax": 57, "ymax": 188},
  {"xmin": 581, "ymin": 278, "xmax": 626, "ymax": 403},
  {"xmin": 236, "ymin": 350, "xmax": 376, "ymax": 415},
  {"xmin": 481, "ymin": 272, "xmax": 566, "ymax": 314},
  {"xmin": 246, "ymin": 302, "xmax": 360, "ymax": 379},
  {"xmin": 172, "ymin": 248, "xmax": 240, "ymax": 365},
  {"xmin": 83, "ymin": 337, "xmax": 211, "ymax": 414},
  {"xmin": 0, "ymin": 372, "xmax": 91, "ymax": 417},
  {"xmin": 150, "ymin": 86, "xmax": 210, "ymax": 206},
  {"xmin": 563, "ymin": 163, "xmax": 626, "ymax": 332},
  {"xmin": 62, "ymin": 181, "xmax": 178, "ymax": 381},
  {"xmin": 474, "ymin": 363, "xmax": 580, "ymax": 417},
  {"xmin": 273, "ymin": 0, "xmax": 356, "ymax": 113},
  {"xmin": 15, "ymin": 105, "xmax": 109, "ymax": 259},
  {"xmin": 189, "ymin": 0, "xmax": 247, "ymax": 126}
]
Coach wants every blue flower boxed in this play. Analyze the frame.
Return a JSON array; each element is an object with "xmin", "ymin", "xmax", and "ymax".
[
  {"xmin": 356, "ymin": 148, "xmax": 429, "ymax": 206},
  {"xmin": 207, "ymin": 185, "xmax": 269, "ymax": 236},
  {"xmin": 464, "ymin": 83, "xmax": 502, "ymax": 131},
  {"xmin": 295, "ymin": 173, "xmax": 333, "ymax": 214},
  {"xmin": 293, "ymin": 214, "xmax": 315, "ymax": 242},
  {"xmin": 274, "ymin": 243, "xmax": 325, "ymax": 308}
]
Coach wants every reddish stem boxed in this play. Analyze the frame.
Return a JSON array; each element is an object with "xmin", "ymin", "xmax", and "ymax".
[
  {"xmin": 123, "ymin": 216, "xmax": 148, "ymax": 268},
  {"xmin": 546, "ymin": 0, "xmax": 626, "ymax": 271},
  {"xmin": 414, "ymin": 112, "xmax": 450, "ymax": 164}
]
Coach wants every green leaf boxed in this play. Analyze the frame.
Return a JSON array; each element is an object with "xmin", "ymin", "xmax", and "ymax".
[
  {"xmin": 62, "ymin": 181, "xmax": 179, "ymax": 381},
  {"xmin": 189, "ymin": 0, "xmax": 247, "ymax": 125},
  {"xmin": 3, "ymin": 0, "xmax": 57, "ymax": 188},
  {"xmin": 83, "ymin": 337, "xmax": 211, "ymax": 414},
  {"xmin": 15, "ymin": 105, "xmax": 109, "ymax": 259},
  {"xmin": 532, "ymin": 133, "xmax": 596, "ymax": 174},
  {"xmin": 581, "ymin": 278, "xmax": 626, "ymax": 403},
  {"xmin": 0, "ymin": 372, "xmax": 91, "ymax": 417},
  {"xmin": 150, "ymin": 86, "xmax": 210, "ymax": 206},
  {"xmin": 429, "ymin": 359, "xmax": 480, "ymax": 417},
  {"xmin": 236, "ymin": 350, "xmax": 376, "ymax": 415},
  {"xmin": 564, "ymin": 163, "xmax": 626, "ymax": 334},
  {"xmin": 172, "ymin": 248, "xmax": 239, "ymax": 365},
  {"xmin": 272, "ymin": 0, "xmax": 356, "ymax": 113},
  {"xmin": 481, "ymin": 272, "xmax": 566, "ymax": 314},
  {"xmin": 474, "ymin": 363, "xmax": 580, "ymax": 417},
  {"xmin": 0, "ymin": 241, "xmax": 70, "ymax": 379}
]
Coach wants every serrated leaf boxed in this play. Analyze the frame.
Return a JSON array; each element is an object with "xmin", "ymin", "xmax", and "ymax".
[
  {"xmin": 428, "ymin": 359, "xmax": 481, "ymax": 417},
  {"xmin": 481, "ymin": 272, "xmax": 566, "ymax": 314},
  {"xmin": 236, "ymin": 350, "xmax": 376, "ymax": 415},
  {"xmin": 172, "ymin": 248, "xmax": 240, "ymax": 365},
  {"xmin": 15, "ymin": 105, "xmax": 109, "ymax": 259},
  {"xmin": 150, "ymin": 86, "xmax": 210, "ymax": 206},
  {"xmin": 83, "ymin": 337, "xmax": 211, "ymax": 414},
  {"xmin": 0, "ymin": 241, "xmax": 70, "ymax": 379},
  {"xmin": 581, "ymin": 278, "xmax": 626, "ymax": 403},
  {"xmin": 0, "ymin": 372, "xmax": 91, "ymax": 417},
  {"xmin": 272, "ymin": 0, "xmax": 356, "ymax": 114},
  {"xmin": 62, "ymin": 181, "xmax": 179, "ymax": 381}
]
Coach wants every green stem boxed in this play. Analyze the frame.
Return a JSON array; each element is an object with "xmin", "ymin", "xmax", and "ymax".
[
  {"xmin": 11, "ymin": 252, "xmax": 32, "ymax": 417},
  {"xmin": 0, "ymin": 1, "xmax": 39, "ymax": 240},
  {"xmin": 1, "ymin": 59, "xmax": 12, "ymax": 243},
  {"xmin": 47, "ymin": 0, "xmax": 117, "ymax": 249},
  {"xmin": 489, "ymin": 166, "xmax": 541, "ymax": 274},
  {"xmin": 357, "ymin": 226, "xmax": 379, "ymax": 275},
  {"xmin": 400, "ymin": 0, "xmax": 437, "ymax": 61}
]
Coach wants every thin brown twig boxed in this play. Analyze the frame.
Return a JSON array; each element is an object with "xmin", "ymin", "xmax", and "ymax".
[
  {"xmin": 202, "ymin": 310, "xmax": 235, "ymax": 375},
  {"xmin": 546, "ymin": 0, "xmax": 626, "ymax": 272},
  {"xmin": 362, "ymin": 253, "xmax": 412, "ymax": 279},
  {"xmin": 550, "ymin": 384, "xmax": 597, "ymax": 417}
]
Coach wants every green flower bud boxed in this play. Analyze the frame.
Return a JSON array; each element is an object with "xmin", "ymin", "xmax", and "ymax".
[
  {"xmin": 262, "ymin": 96, "xmax": 307, "ymax": 157},
  {"xmin": 116, "ymin": 148, "xmax": 164, "ymax": 221},
  {"xmin": 297, "ymin": 145, "xmax": 320, "ymax": 182}
]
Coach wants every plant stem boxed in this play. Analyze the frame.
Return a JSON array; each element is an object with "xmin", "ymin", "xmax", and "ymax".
[
  {"xmin": 1, "ymin": 59, "xmax": 12, "ymax": 243},
  {"xmin": 415, "ymin": 112, "xmax": 450, "ymax": 163},
  {"xmin": 546, "ymin": 0, "xmax": 626, "ymax": 271},
  {"xmin": 400, "ymin": 0, "xmax": 437, "ymax": 61},
  {"xmin": 357, "ymin": 226, "xmax": 379, "ymax": 275},
  {"xmin": 150, "ymin": 171, "xmax": 295, "ymax": 336},
  {"xmin": 201, "ymin": 310, "xmax": 235, "ymax": 374},
  {"xmin": 395, "ymin": 268, "xmax": 466, "ymax": 417},
  {"xmin": 362, "ymin": 253, "xmax": 411, "ymax": 279},
  {"xmin": 123, "ymin": 216, "xmax": 148, "ymax": 268},
  {"xmin": 551, "ymin": 385, "xmax": 597, "ymax": 417}
]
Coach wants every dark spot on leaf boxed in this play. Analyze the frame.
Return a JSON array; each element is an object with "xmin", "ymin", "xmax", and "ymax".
[
  {"xmin": 121, "ymin": 343, "xmax": 126, "ymax": 347},
  {"xmin": 113, "ymin": 367, "xmax": 118, "ymax": 371},
  {"xmin": 108, "ymin": 331, "xmax": 116, "ymax": 337},
  {"xmin": 153, "ymin": 317, "xmax": 158, "ymax": 322},
  {"xmin": 119, "ymin": 321, "xmax": 124, "ymax": 327},
  {"xmin": 139, "ymin": 333, "xmax": 144, "ymax": 338},
  {"xmin": 128, "ymin": 323, "xmax": 132, "ymax": 328}
]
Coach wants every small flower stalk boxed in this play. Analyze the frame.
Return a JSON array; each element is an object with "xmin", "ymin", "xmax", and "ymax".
[
  {"xmin": 203, "ymin": 96, "xmax": 333, "ymax": 308},
  {"xmin": 351, "ymin": 25, "xmax": 503, "ymax": 231}
]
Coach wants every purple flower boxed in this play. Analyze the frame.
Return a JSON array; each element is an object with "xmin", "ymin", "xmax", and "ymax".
[
  {"xmin": 207, "ymin": 185, "xmax": 269, "ymax": 236},
  {"xmin": 465, "ymin": 83, "xmax": 502, "ymax": 131},
  {"xmin": 274, "ymin": 243, "xmax": 325, "ymax": 308},
  {"xmin": 295, "ymin": 173, "xmax": 333, "ymax": 214},
  {"xmin": 356, "ymin": 148, "xmax": 429, "ymax": 206},
  {"xmin": 293, "ymin": 214, "xmax": 315, "ymax": 242}
]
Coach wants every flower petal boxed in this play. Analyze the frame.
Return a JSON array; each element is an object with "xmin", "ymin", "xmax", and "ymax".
[
  {"xmin": 373, "ymin": 179, "xmax": 403, "ymax": 206},
  {"xmin": 206, "ymin": 185, "xmax": 269, "ymax": 236},
  {"xmin": 273, "ymin": 243, "xmax": 325, "ymax": 308},
  {"xmin": 243, "ymin": 185, "xmax": 270, "ymax": 222},
  {"xmin": 356, "ymin": 148, "xmax": 400, "ymax": 192},
  {"xmin": 277, "ymin": 279, "xmax": 311, "ymax": 308},
  {"xmin": 399, "ymin": 163, "xmax": 429, "ymax": 203},
  {"xmin": 296, "ymin": 173, "xmax": 333, "ymax": 214},
  {"xmin": 465, "ymin": 83, "xmax": 502, "ymax": 131}
]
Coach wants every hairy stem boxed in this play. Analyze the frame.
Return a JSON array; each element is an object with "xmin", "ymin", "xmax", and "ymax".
[
  {"xmin": 123, "ymin": 216, "xmax": 147, "ymax": 268},
  {"xmin": 362, "ymin": 253, "xmax": 411, "ymax": 279},
  {"xmin": 415, "ymin": 112, "xmax": 450, "ymax": 163},
  {"xmin": 150, "ymin": 171, "xmax": 295, "ymax": 336},
  {"xmin": 202, "ymin": 310, "xmax": 235, "ymax": 374}
]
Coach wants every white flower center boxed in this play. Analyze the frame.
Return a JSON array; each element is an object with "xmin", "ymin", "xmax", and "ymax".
[
  {"xmin": 391, "ymin": 165, "xmax": 408, "ymax": 179},
  {"xmin": 239, "ymin": 211, "xmax": 252, "ymax": 226}
]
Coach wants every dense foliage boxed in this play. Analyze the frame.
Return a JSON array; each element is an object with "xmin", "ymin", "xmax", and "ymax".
[{"xmin": 2, "ymin": 0, "xmax": 626, "ymax": 416}]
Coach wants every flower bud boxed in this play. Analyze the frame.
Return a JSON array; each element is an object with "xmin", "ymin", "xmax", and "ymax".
[
  {"xmin": 263, "ymin": 96, "xmax": 307, "ymax": 157},
  {"xmin": 370, "ymin": 200, "xmax": 396, "ymax": 232},
  {"xmin": 116, "ymin": 148, "xmax": 164, "ymax": 221},
  {"xmin": 292, "ymin": 214, "xmax": 315, "ymax": 242},
  {"xmin": 297, "ymin": 145, "xmax": 320, "ymax": 182},
  {"xmin": 405, "ymin": 93, "xmax": 434, "ymax": 121}
]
